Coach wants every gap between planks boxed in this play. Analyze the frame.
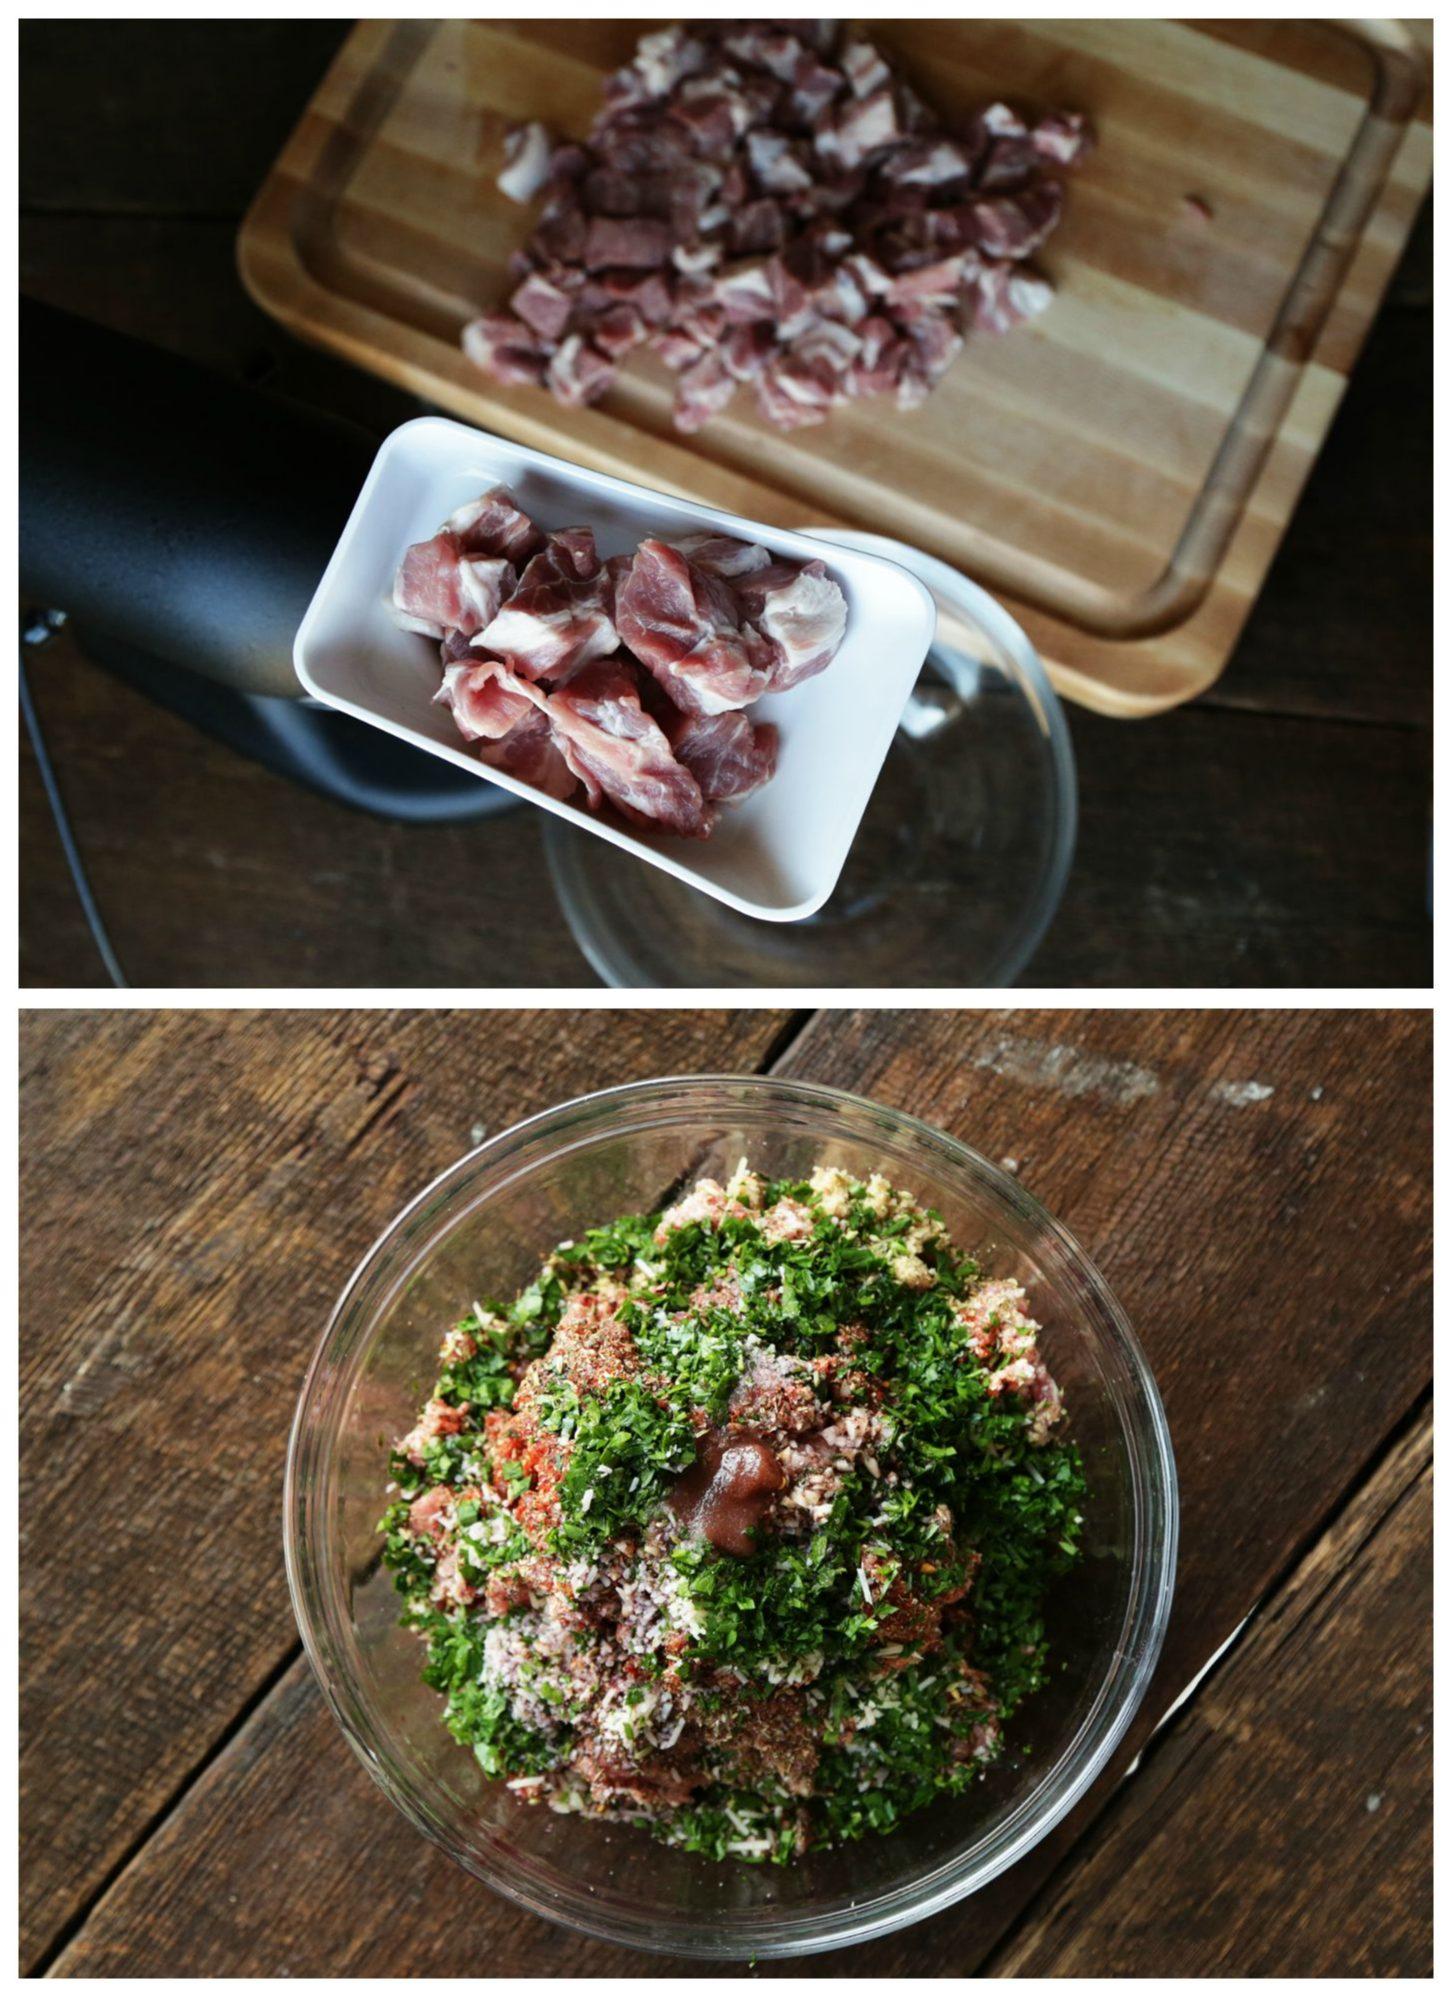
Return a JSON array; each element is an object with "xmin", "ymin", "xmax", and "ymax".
[
  {"xmin": 977, "ymin": 1380, "xmax": 1432, "ymax": 1978},
  {"xmin": 30, "ymin": 1640, "xmax": 305, "ymax": 1977},
  {"xmin": 25, "ymin": 1007, "xmax": 822, "ymax": 1978}
]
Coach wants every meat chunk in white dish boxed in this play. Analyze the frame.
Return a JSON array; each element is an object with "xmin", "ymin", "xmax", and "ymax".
[
  {"xmin": 735, "ymin": 558, "xmax": 849, "ymax": 692},
  {"xmin": 545, "ymin": 656, "xmax": 713, "ymax": 837},
  {"xmin": 389, "ymin": 487, "xmax": 848, "ymax": 842},
  {"xmin": 390, "ymin": 484, "xmax": 546, "ymax": 638},
  {"xmin": 479, "ymin": 706, "xmax": 578, "ymax": 800},
  {"xmin": 667, "ymin": 708, "xmax": 779, "ymax": 803},
  {"xmin": 615, "ymin": 538, "xmax": 776, "ymax": 715},
  {"xmin": 479, "ymin": 527, "xmax": 619, "ymax": 678},
  {"xmin": 434, "ymin": 644, "xmax": 539, "ymax": 741},
  {"xmin": 391, "ymin": 534, "xmax": 516, "ymax": 641}
]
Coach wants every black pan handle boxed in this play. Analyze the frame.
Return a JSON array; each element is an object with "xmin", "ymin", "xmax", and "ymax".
[{"xmin": 20, "ymin": 297, "xmax": 378, "ymax": 699}]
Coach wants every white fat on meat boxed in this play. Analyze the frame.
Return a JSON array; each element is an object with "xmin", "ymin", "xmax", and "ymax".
[
  {"xmin": 497, "ymin": 121, "xmax": 554, "ymax": 204},
  {"xmin": 667, "ymin": 709, "xmax": 778, "ymax": 803},
  {"xmin": 545, "ymin": 657, "xmax": 713, "ymax": 837},
  {"xmin": 445, "ymin": 486, "xmax": 546, "ymax": 565},
  {"xmin": 480, "ymin": 531, "xmax": 619, "ymax": 677},
  {"xmin": 434, "ymin": 654, "xmax": 538, "ymax": 742},
  {"xmin": 670, "ymin": 533, "xmax": 772, "ymax": 581},
  {"xmin": 615, "ymin": 539, "xmax": 774, "ymax": 716},
  {"xmin": 480, "ymin": 706, "xmax": 578, "ymax": 800},
  {"xmin": 456, "ymin": 556, "xmax": 516, "ymax": 630},
  {"xmin": 391, "ymin": 533, "xmax": 513, "ymax": 640},
  {"xmin": 461, "ymin": 311, "xmax": 547, "ymax": 388},
  {"xmin": 737, "ymin": 559, "xmax": 849, "ymax": 692},
  {"xmin": 544, "ymin": 333, "xmax": 617, "ymax": 407}
]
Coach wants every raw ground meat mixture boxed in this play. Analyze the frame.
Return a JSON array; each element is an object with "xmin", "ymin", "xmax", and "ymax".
[
  {"xmin": 381, "ymin": 1163, "xmax": 1086, "ymax": 1861},
  {"xmin": 464, "ymin": 21, "xmax": 1091, "ymax": 433},
  {"xmin": 391, "ymin": 487, "xmax": 847, "ymax": 837}
]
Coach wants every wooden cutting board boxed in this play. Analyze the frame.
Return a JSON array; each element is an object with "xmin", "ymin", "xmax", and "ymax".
[{"xmin": 239, "ymin": 19, "xmax": 1431, "ymax": 715}]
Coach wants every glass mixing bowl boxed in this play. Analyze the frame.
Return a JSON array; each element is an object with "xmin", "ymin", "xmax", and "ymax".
[
  {"xmin": 544, "ymin": 530, "xmax": 1077, "ymax": 988},
  {"xmin": 285, "ymin": 1076, "xmax": 1177, "ymax": 1959}
]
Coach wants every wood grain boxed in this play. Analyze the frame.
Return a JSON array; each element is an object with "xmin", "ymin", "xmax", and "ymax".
[
  {"xmin": 18, "ymin": 631, "xmax": 1432, "ymax": 992},
  {"xmin": 18, "ymin": 1008, "xmax": 796, "ymax": 1970},
  {"xmin": 18, "ymin": 21, "xmax": 1431, "ymax": 991},
  {"xmin": 18, "ymin": 630, "xmax": 589, "ymax": 991},
  {"xmin": 988, "ymin": 1405, "xmax": 1433, "ymax": 1977},
  {"xmin": 237, "ymin": 18, "xmax": 1432, "ymax": 712},
  {"xmin": 36, "ymin": 1008, "xmax": 1431, "ymax": 1976}
]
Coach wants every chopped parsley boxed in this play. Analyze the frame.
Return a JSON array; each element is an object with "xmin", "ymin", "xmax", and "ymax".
[{"xmin": 381, "ymin": 1164, "xmax": 1086, "ymax": 1862}]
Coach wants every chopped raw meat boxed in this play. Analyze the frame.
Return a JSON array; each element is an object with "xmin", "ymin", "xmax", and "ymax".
[
  {"xmin": 435, "ymin": 654, "xmax": 537, "ymax": 741},
  {"xmin": 971, "ymin": 184, "xmax": 1063, "ymax": 259},
  {"xmin": 480, "ymin": 530, "xmax": 618, "ymax": 678},
  {"xmin": 461, "ymin": 311, "xmax": 548, "ymax": 388},
  {"xmin": 545, "ymin": 334, "xmax": 616, "ymax": 406},
  {"xmin": 1031, "ymin": 111, "xmax": 1094, "ymax": 168},
  {"xmin": 510, "ymin": 271, "xmax": 575, "ymax": 341},
  {"xmin": 545, "ymin": 656, "xmax": 713, "ymax": 837},
  {"xmin": 840, "ymin": 38, "xmax": 891, "ymax": 100},
  {"xmin": 756, "ymin": 349, "xmax": 837, "ymax": 429},
  {"xmin": 886, "ymin": 254, "xmax": 967, "ymax": 308},
  {"xmin": 592, "ymin": 303, "xmax": 649, "ymax": 356},
  {"xmin": 814, "ymin": 86, "xmax": 903, "ymax": 171},
  {"xmin": 969, "ymin": 261, "xmax": 1054, "ymax": 335},
  {"xmin": 583, "ymin": 215, "xmax": 676, "ymax": 270},
  {"xmin": 671, "ymin": 533, "xmax": 772, "ymax": 581},
  {"xmin": 745, "ymin": 129, "xmax": 813, "ymax": 195},
  {"xmin": 544, "ymin": 525, "xmax": 604, "ymax": 580},
  {"xmin": 455, "ymin": 555, "xmax": 516, "ymax": 630},
  {"xmin": 497, "ymin": 120, "xmax": 554, "ymax": 204},
  {"xmin": 461, "ymin": 24, "xmax": 1089, "ymax": 433},
  {"xmin": 712, "ymin": 258, "xmax": 779, "ymax": 324},
  {"xmin": 881, "ymin": 139, "xmax": 975, "ymax": 191},
  {"xmin": 673, "ymin": 350, "xmax": 738, "ymax": 433},
  {"xmin": 667, "ymin": 708, "xmax": 779, "ymax": 802},
  {"xmin": 480, "ymin": 706, "xmax": 578, "ymax": 800},
  {"xmin": 447, "ymin": 487, "xmax": 547, "ymax": 565},
  {"xmin": 615, "ymin": 539, "xmax": 774, "ymax": 716},
  {"xmin": 735, "ymin": 558, "xmax": 848, "ymax": 692},
  {"xmin": 391, "ymin": 533, "xmax": 516, "ymax": 641},
  {"xmin": 390, "ymin": 535, "xmax": 463, "ymax": 639},
  {"xmin": 392, "ymin": 487, "xmax": 848, "ymax": 837}
]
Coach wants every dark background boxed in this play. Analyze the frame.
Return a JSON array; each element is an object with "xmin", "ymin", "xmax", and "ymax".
[{"xmin": 19, "ymin": 23, "xmax": 1432, "ymax": 988}]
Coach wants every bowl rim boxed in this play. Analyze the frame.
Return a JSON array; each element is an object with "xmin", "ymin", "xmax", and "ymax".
[
  {"xmin": 285, "ymin": 1073, "xmax": 1178, "ymax": 1960},
  {"xmin": 544, "ymin": 524, "xmax": 1079, "ymax": 990}
]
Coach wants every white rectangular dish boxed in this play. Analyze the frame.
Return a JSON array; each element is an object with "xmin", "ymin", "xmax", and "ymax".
[{"xmin": 293, "ymin": 416, "xmax": 937, "ymax": 921}]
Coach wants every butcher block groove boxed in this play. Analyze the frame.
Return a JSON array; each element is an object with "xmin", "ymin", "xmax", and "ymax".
[{"xmin": 238, "ymin": 19, "xmax": 1431, "ymax": 715}]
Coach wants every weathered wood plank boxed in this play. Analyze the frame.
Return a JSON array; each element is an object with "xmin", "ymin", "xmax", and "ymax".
[
  {"xmin": 1193, "ymin": 235, "xmax": 1430, "ymax": 727},
  {"xmin": 988, "ymin": 1406, "xmax": 1432, "ymax": 1977},
  {"xmin": 19, "ymin": 1008, "xmax": 797, "ymax": 1969},
  {"xmin": 18, "ymin": 633, "xmax": 588, "ymax": 991},
  {"xmin": 1023, "ymin": 701, "xmax": 1431, "ymax": 988},
  {"xmin": 43, "ymin": 1008, "xmax": 1431, "ymax": 1975},
  {"xmin": 19, "ymin": 630, "xmax": 1432, "ymax": 991}
]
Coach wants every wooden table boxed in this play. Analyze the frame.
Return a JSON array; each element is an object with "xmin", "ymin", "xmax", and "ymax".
[
  {"xmin": 18, "ymin": 22, "xmax": 1432, "ymax": 990},
  {"xmin": 20, "ymin": 1008, "xmax": 1432, "ymax": 1976}
]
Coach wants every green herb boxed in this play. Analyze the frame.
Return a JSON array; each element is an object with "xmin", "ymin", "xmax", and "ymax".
[{"xmin": 381, "ymin": 1164, "xmax": 1088, "ymax": 1862}]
